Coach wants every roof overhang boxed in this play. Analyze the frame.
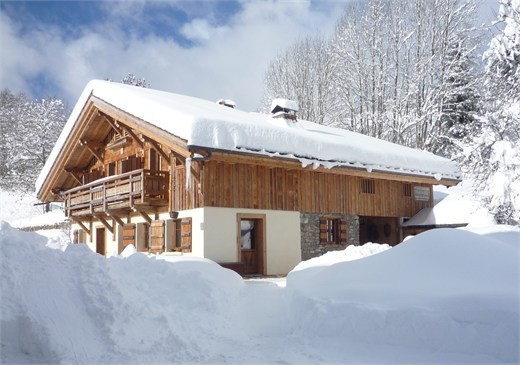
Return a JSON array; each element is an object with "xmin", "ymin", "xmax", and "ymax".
[{"xmin": 36, "ymin": 94, "xmax": 190, "ymax": 203}]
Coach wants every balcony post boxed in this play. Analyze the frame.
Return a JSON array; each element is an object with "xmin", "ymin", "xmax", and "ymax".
[{"xmin": 141, "ymin": 170, "xmax": 145, "ymax": 204}]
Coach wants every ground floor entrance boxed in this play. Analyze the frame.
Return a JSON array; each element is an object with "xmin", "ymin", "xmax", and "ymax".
[
  {"xmin": 96, "ymin": 227, "xmax": 106, "ymax": 255},
  {"xmin": 238, "ymin": 214, "xmax": 266, "ymax": 275},
  {"xmin": 359, "ymin": 216, "xmax": 400, "ymax": 245}
]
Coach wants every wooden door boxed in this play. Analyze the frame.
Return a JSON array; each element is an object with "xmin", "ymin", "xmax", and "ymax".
[
  {"xmin": 96, "ymin": 227, "xmax": 106, "ymax": 256},
  {"xmin": 239, "ymin": 216, "xmax": 265, "ymax": 275}
]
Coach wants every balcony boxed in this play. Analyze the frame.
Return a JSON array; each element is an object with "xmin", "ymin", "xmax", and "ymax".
[{"xmin": 64, "ymin": 169, "xmax": 169, "ymax": 217}]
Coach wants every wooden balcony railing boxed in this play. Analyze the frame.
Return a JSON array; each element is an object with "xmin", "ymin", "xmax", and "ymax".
[{"xmin": 64, "ymin": 169, "xmax": 169, "ymax": 217}]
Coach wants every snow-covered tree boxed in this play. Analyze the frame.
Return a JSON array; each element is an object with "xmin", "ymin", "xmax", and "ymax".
[
  {"xmin": 260, "ymin": 0, "xmax": 482, "ymax": 154},
  {"xmin": 0, "ymin": 90, "xmax": 67, "ymax": 192},
  {"xmin": 260, "ymin": 36, "xmax": 335, "ymax": 124},
  {"xmin": 121, "ymin": 73, "xmax": 150, "ymax": 88},
  {"xmin": 462, "ymin": 0, "xmax": 520, "ymax": 224}
]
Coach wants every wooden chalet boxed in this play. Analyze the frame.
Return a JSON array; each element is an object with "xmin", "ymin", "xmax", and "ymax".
[{"xmin": 36, "ymin": 80, "xmax": 461, "ymax": 276}]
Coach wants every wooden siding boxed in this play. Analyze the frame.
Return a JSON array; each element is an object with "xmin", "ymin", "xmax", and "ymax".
[{"xmin": 202, "ymin": 160, "xmax": 432, "ymax": 217}]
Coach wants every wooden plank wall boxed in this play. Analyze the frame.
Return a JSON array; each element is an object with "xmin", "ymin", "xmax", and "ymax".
[{"xmin": 201, "ymin": 160, "xmax": 432, "ymax": 217}]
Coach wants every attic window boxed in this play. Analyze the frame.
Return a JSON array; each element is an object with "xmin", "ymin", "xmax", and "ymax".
[
  {"xmin": 361, "ymin": 179, "xmax": 375, "ymax": 194},
  {"xmin": 402, "ymin": 183, "xmax": 412, "ymax": 197}
]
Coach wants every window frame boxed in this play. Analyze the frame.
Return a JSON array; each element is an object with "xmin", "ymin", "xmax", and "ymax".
[{"xmin": 319, "ymin": 217, "xmax": 347, "ymax": 246}]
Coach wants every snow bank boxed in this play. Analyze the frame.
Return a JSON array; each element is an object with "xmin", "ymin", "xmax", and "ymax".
[
  {"xmin": 287, "ymin": 228, "xmax": 519, "ymax": 362},
  {"xmin": 0, "ymin": 222, "xmax": 243, "ymax": 364},
  {"xmin": 292, "ymin": 242, "xmax": 391, "ymax": 272},
  {"xmin": 2, "ymin": 222, "xmax": 517, "ymax": 364}
]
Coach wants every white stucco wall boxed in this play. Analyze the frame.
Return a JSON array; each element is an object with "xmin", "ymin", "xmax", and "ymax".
[
  {"xmin": 202, "ymin": 207, "xmax": 302, "ymax": 275},
  {"xmin": 72, "ymin": 207, "xmax": 302, "ymax": 275}
]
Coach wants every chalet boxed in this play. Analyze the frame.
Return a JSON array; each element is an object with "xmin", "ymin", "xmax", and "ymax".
[{"xmin": 36, "ymin": 80, "xmax": 461, "ymax": 275}]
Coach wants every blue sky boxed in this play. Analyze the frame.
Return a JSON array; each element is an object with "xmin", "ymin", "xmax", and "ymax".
[{"xmin": 0, "ymin": 0, "xmax": 498, "ymax": 112}]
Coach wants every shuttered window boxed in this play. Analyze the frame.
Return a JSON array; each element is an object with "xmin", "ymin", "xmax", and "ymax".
[
  {"xmin": 149, "ymin": 220, "xmax": 165, "ymax": 253},
  {"xmin": 319, "ymin": 217, "xmax": 347, "ymax": 245},
  {"xmin": 121, "ymin": 155, "xmax": 143, "ymax": 174},
  {"xmin": 83, "ymin": 169, "xmax": 102, "ymax": 184},
  {"xmin": 122, "ymin": 223, "xmax": 136, "ymax": 248},
  {"xmin": 172, "ymin": 217, "xmax": 192, "ymax": 252}
]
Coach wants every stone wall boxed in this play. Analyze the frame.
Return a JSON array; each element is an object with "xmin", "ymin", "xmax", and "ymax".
[{"xmin": 300, "ymin": 212, "xmax": 359, "ymax": 261}]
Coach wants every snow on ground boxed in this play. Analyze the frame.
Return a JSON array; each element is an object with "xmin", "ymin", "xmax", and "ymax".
[
  {"xmin": 0, "ymin": 189, "xmax": 67, "ymax": 230},
  {"xmin": 2, "ymin": 221, "xmax": 518, "ymax": 364}
]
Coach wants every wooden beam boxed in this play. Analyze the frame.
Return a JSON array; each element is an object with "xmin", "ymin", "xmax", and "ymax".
[
  {"xmin": 95, "ymin": 215, "xmax": 114, "ymax": 234},
  {"xmin": 116, "ymin": 121, "xmax": 144, "ymax": 148},
  {"xmin": 79, "ymin": 140, "xmax": 104, "ymax": 162},
  {"xmin": 142, "ymin": 135, "xmax": 169, "ymax": 162},
  {"xmin": 79, "ymin": 139, "xmax": 105, "ymax": 149},
  {"xmin": 64, "ymin": 167, "xmax": 83, "ymax": 185},
  {"xmin": 70, "ymin": 217, "xmax": 91, "ymax": 236},
  {"xmin": 101, "ymin": 115, "xmax": 122, "ymax": 134},
  {"xmin": 134, "ymin": 208, "xmax": 152, "ymax": 224},
  {"xmin": 107, "ymin": 213, "xmax": 125, "ymax": 227},
  {"xmin": 91, "ymin": 96, "xmax": 190, "ymax": 157}
]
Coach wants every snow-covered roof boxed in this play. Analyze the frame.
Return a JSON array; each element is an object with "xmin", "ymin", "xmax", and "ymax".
[
  {"xmin": 36, "ymin": 80, "xmax": 461, "ymax": 192},
  {"xmin": 402, "ymin": 183, "xmax": 494, "ymax": 227}
]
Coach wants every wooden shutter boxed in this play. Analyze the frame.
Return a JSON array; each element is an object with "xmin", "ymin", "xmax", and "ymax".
[
  {"xmin": 180, "ymin": 217, "xmax": 192, "ymax": 252},
  {"xmin": 150, "ymin": 220, "xmax": 165, "ymax": 253},
  {"xmin": 339, "ymin": 219, "xmax": 347, "ymax": 244},
  {"xmin": 122, "ymin": 223, "xmax": 136, "ymax": 248},
  {"xmin": 319, "ymin": 217, "xmax": 328, "ymax": 245}
]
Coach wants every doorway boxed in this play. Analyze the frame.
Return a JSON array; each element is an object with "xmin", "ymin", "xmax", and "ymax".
[
  {"xmin": 96, "ymin": 227, "xmax": 106, "ymax": 255},
  {"xmin": 237, "ymin": 214, "xmax": 266, "ymax": 275},
  {"xmin": 359, "ymin": 216, "xmax": 400, "ymax": 246}
]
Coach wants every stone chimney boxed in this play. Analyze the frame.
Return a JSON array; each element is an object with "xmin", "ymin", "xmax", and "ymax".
[{"xmin": 270, "ymin": 98, "xmax": 299, "ymax": 120}]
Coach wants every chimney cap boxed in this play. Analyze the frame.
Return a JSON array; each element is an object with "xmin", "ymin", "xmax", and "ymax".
[
  {"xmin": 216, "ymin": 99, "xmax": 236, "ymax": 108},
  {"xmin": 270, "ymin": 98, "xmax": 299, "ymax": 120},
  {"xmin": 270, "ymin": 98, "xmax": 299, "ymax": 114}
]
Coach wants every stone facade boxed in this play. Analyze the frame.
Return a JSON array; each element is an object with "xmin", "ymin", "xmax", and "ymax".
[{"xmin": 300, "ymin": 212, "xmax": 360, "ymax": 261}]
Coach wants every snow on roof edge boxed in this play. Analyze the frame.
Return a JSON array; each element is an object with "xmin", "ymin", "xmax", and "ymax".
[
  {"xmin": 35, "ymin": 84, "xmax": 97, "ymax": 196},
  {"xmin": 36, "ymin": 80, "xmax": 462, "ymax": 198}
]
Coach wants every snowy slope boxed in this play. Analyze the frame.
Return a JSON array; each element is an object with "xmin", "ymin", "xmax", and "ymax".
[
  {"xmin": 36, "ymin": 80, "xmax": 461, "ymax": 192},
  {"xmin": 2, "ymin": 221, "xmax": 518, "ymax": 364}
]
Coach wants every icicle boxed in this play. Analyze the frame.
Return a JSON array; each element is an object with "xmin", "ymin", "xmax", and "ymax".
[{"xmin": 185, "ymin": 157, "xmax": 192, "ymax": 191}]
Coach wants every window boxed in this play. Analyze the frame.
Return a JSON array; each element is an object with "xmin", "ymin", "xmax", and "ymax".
[
  {"xmin": 171, "ymin": 217, "xmax": 192, "ymax": 252},
  {"xmin": 361, "ymin": 179, "xmax": 375, "ymax": 194},
  {"xmin": 402, "ymin": 183, "xmax": 412, "ymax": 197},
  {"xmin": 121, "ymin": 155, "xmax": 143, "ymax": 174},
  {"xmin": 149, "ymin": 148, "xmax": 161, "ymax": 172},
  {"xmin": 319, "ymin": 217, "xmax": 347, "ymax": 245},
  {"xmin": 240, "ymin": 220, "xmax": 256, "ymax": 249},
  {"xmin": 73, "ymin": 229, "xmax": 84, "ymax": 244},
  {"xmin": 108, "ymin": 162, "xmax": 117, "ymax": 176}
]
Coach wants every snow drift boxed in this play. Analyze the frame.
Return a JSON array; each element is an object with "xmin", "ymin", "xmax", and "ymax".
[
  {"xmin": 1, "ymin": 221, "xmax": 518, "ymax": 364},
  {"xmin": 287, "ymin": 228, "xmax": 519, "ymax": 362}
]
